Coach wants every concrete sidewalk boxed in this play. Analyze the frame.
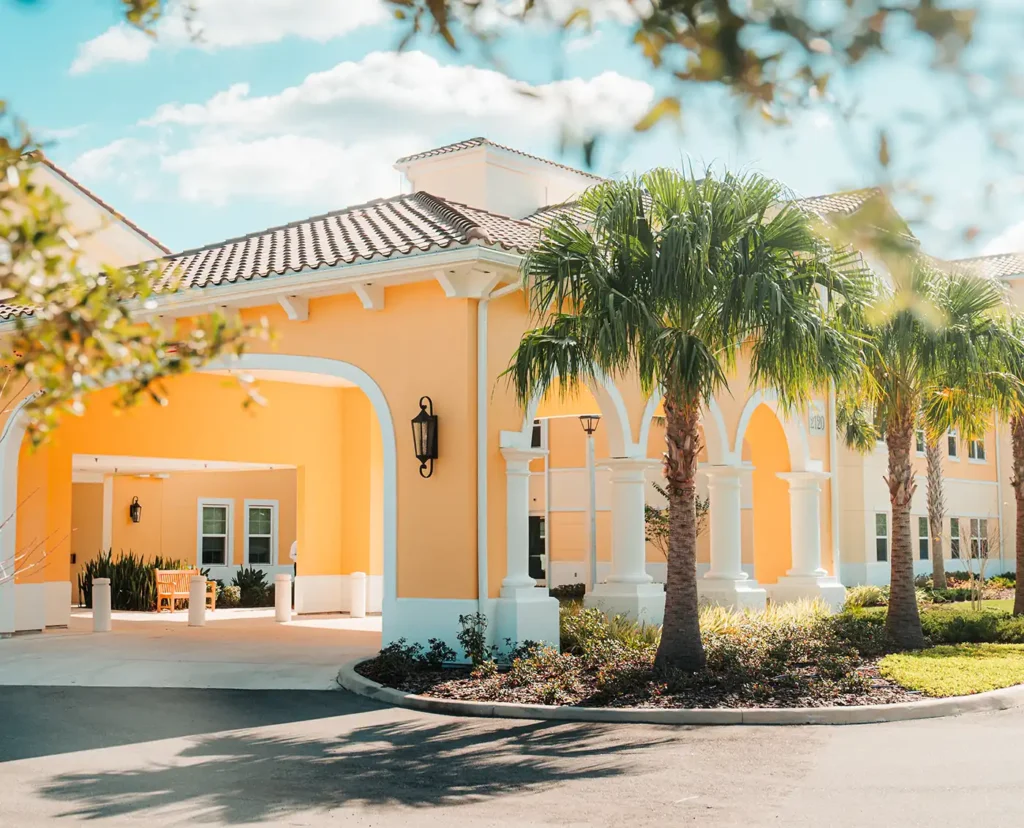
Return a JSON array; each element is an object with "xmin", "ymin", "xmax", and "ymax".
[{"xmin": 0, "ymin": 608, "xmax": 380, "ymax": 690}]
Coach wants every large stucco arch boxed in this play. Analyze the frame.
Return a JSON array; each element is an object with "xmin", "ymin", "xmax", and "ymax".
[
  {"xmin": 732, "ymin": 389, "xmax": 820, "ymax": 473},
  {"xmin": 637, "ymin": 389, "xmax": 730, "ymax": 466},
  {"xmin": 503, "ymin": 368, "xmax": 635, "ymax": 457},
  {"xmin": 0, "ymin": 353, "xmax": 399, "ymax": 635}
]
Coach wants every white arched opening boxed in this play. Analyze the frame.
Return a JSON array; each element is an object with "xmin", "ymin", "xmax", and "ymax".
[
  {"xmin": 732, "ymin": 388, "xmax": 819, "ymax": 473},
  {"xmin": 0, "ymin": 353, "xmax": 399, "ymax": 636}
]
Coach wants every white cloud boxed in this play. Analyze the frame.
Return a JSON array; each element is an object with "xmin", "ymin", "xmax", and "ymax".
[
  {"xmin": 71, "ymin": 51, "xmax": 652, "ymax": 213},
  {"xmin": 69, "ymin": 138, "xmax": 160, "ymax": 199},
  {"xmin": 70, "ymin": 0, "xmax": 387, "ymax": 73},
  {"xmin": 159, "ymin": 135, "xmax": 417, "ymax": 207},
  {"xmin": 983, "ymin": 219, "xmax": 1024, "ymax": 255},
  {"xmin": 70, "ymin": 24, "xmax": 154, "ymax": 74}
]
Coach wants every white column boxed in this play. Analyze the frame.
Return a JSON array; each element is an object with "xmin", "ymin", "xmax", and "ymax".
[
  {"xmin": 606, "ymin": 458, "xmax": 659, "ymax": 584},
  {"xmin": 778, "ymin": 471, "xmax": 829, "ymax": 577},
  {"xmin": 703, "ymin": 466, "xmax": 747, "ymax": 581},
  {"xmin": 771, "ymin": 470, "xmax": 845, "ymax": 610},
  {"xmin": 349, "ymin": 571, "xmax": 366, "ymax": 618},
  {"xmin": 699, "ymin": 465, "xmax": 766, "ymax": 610},
  {"xmin": 500, "ymin": 447, "xmax": 546, "ymax": 597},
  {"xmin": 92, "ymin": 577, "xmax": 111, "ymax": 633}
]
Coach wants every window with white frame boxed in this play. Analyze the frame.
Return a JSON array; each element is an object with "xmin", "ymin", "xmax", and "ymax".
[
  {"xmin": 950, "ymin": 517, "xmax": 961, "ymax": 559},
  {"xmin": 245, "ymin": 500, "xmax": 277, "ymax": 567},
  {"xmin": 199, "ymin": 500, "xmax": 232, "ymax": 566},
  {"xmin": 918, "ymin": 516, "xmax": 929, "ymax": 560},
  {"xmin": 968, "ymin": 438, "xmax": 986, "ymax": 461},
  {"xmin": 875, "ymin": 513, "xmax": 889, "ymax": 562},
  {"xmin": 530, "ymin": 418, "xmax": 547, "ymax": 449},
  {"xmin": 915, "ymin": 428, "xmax": 926, "ymax": 454},
  {"xmin": 947, "ymin": 429, "xmax": 958, "ymax": 458},
  {"xmin": 970, "ymin": 518, "xmax": 989, "ymax": 559}
]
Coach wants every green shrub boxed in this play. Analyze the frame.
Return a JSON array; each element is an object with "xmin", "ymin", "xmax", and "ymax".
[
  {"xmin": 549, "ymin": 583, "xmax": 586, "ymax": 602},
  {"xmin": 78, "ymin": 550, "xmax": 193, "ymax": 611},
  {"xmin": 360, "ymin": 638, "xmax": 458, "ymax": 685},
  {"xmin": 559, "ymin": 603, "xmax": 615, "ymax": 655},
  {"xmin": 844, "ymin": 584, "xmax": 888, "ymax": 609},
  {"xmin": 988, "ymin": 576, "xmax": 1015, "ymax": 591},
  {"xmin": 232, "ymin": 567, "xmax": 269, "ymax": 607},
  {"xmin": 930, "ymin": 587, "xmax": 972, "ymax": 604},
  {"xmin": 217, "ymin": 584, "xmax": 241, "ymax": 608},
  {"xmin": 921, "ymin": 609, "xmax": 1003, "ymax": 643},
  {"xmin": 457, "ymin": 612, "xmax": 494, "ymax": 666}
]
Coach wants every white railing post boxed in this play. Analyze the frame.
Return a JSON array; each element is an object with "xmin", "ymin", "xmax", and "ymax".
[
  {"xmin": 275, "ymin": 573, "xmax": 292, "ymax": 622},
  {"xmin": 188, "ymin": 576, "xmax": 206, "ymax": 627},
  {"xmin": 92, "ymin": 577, "xmax": 111, "ymax": 633}
]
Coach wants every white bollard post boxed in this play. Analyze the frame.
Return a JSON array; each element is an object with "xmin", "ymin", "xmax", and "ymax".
[
  {"xmin": 92, "ymin": 577, "xmax": 111, "ymax": 633},
  {"xmin": 275, "ymin": 573, "xmax": 292, "ymax": 623},
  {"xmin": 350, "ymin": 571, "xmax": 367, "ymax": 619},
  {"xmin": 188, "ymin": 576, "xmax": 206, "ymax": 627}
]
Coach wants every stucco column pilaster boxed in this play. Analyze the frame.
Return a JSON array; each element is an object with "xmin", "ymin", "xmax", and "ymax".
[
  {"xmin": 606, "ymin": 457, "xmax": 660, "ymax": 585},
  {"xmin": 699, "ymin": 465, "xmax": 766, "ymax": 610},
  {"xmin": 500, "ymin": 447, "xmax": 545, "ymax": 596}
]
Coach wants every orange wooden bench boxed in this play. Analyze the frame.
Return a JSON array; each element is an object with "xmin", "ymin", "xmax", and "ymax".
[{"xmin": 155, "ymin": 569, "xmax": 216, "ymax": 612}]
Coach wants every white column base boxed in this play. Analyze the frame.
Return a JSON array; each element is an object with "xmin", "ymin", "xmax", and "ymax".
[
  {"xmin": 698, "ymin": 577, "xmax": 767, "ymax": 611},
  {"xmin": 769, "ymin": 575, "xmax": 846, "ymax": 612},
  {"xmin": 494, "ymin": 587, "xmax": 560, "ymax": 650},
  {"xmin": 584, "ymin": 582, "xmax": 665, "ymax": 625}
]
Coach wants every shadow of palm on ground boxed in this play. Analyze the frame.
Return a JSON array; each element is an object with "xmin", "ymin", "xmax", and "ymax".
[{"xmin": 39, "ymin": 718, "xmax": 671, "ymax": 824}]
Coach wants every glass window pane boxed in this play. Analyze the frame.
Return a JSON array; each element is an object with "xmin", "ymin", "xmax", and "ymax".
[
  {"xmin": 202, "ymin": 536, "xmax": 226, "ymax": 566},
  {"xmin": 203, "ymin": 506, "xmax": 226, "ymax": 534},
  {"xmin": 948, "ymin": 432, "xmax": 958, "ymax": 456},
  {"xmin": 918, "ymin": 517, "xmax": 928, "ymax": 537},
  {"xmin": 876, "ymin": 538, "xmax": 887, "ymax": 562},
  {"xmin": 875, "ymin": 513, "xmax": 887, "ymax": 536},
  {"xmin": 919, "ymin": 538, "xmax": 929, "ymax": 560},
  {"xmin": 248, "ymin": 507, "xmax": 272, "ymax": 535},
  {"xmin": 248, "ymin": 536, "xmax": 271, "ymax": 564}
]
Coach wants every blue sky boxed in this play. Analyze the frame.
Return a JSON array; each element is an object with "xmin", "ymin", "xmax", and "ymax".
[{"xmin": 2, "ymin": 0, "xmax": 1022, "ymax": 258}]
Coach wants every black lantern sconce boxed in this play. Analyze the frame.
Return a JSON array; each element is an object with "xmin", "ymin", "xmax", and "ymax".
[
  {"xmin": 129, "ymin": 496, "xmax": 142, "ymax": 524},
  {"xmin": 411, "ymin": 396, "xmax": 439, "ymax": 478},
  {"xmin": 579, "ymin": 414, "xmax": 601, "ymax": 436}
]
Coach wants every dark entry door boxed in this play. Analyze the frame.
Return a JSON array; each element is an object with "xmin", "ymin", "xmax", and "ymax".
[{"xmin": 528, "ymin": 516, "xmax": 546, "ymax": 581}]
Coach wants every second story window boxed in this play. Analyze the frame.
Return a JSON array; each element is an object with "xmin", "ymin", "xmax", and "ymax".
[
  {"xmin": 968, "ymin": 439, "xmax": 986, "ymax": 461},
  {"xmin": 915, "ymin": 429, "xmax": 926, "ymax": 454},
  {"xmin": 947, "ymin": 429, "xmax": 958, "ymax": 459}
]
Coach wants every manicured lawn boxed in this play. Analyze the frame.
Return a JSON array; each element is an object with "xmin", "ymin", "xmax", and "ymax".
[
  {"xmin": 879, "ymin": 644, "xmax": 1024, "ymax": 697},
  {"xmin": 862, "ymin": 599, "xmax": 1013, "ymax": 616}
]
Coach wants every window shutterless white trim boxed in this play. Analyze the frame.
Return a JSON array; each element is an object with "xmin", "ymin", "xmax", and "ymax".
[
  {"xmin": 244, "ymin": 499, "xmax": 279, "ymax": 568},
  {"xmin": 947, "ymin": 429, "xmax": 959, "ymax": 460},
  {"xmin": 197, "ymin": 498, "xmax": 234, "ymax": 567},
  {"xmin": 968, "ymin": 438, "xmax": 986, "ymax": 462},
  {"xmin": 917, "ymin": 516, "xmax": 929, "ymax": 560},
  {"xmin": 875, "ymin": 512, "xmax": 889, "ymax": 562},
  {"xmin": 950, "ymin": 517, "xmax": 961, "ymax": 559},
  {"xmin": 970, "ymin": 517, "xmax": 989, "ymax": 559},
  {"xmin": 915, "ymin": 428, "xmax": 926, "ymax": 456}
]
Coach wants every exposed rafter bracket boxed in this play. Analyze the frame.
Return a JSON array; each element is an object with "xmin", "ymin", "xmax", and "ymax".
[
  {"xmin": 354, "ymin": 283, "xmax": 385, "ymax": 311},
  {"xmin": 434, "ymin": 268, "xmax": 502, "ymax": 299},
  {"xmin": 278, "ymin": 295, "xmax": 309, "ymax": 322}
]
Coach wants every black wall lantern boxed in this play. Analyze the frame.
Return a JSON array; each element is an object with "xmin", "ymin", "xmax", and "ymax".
[
  {"xmin": 129, "ymin": 496, "xmax": 142, "ymax": 524},
  {"xmin": 579, "ymin": 414, "xmax": 601, "ymax": 436},
  {"xmin": 411, "ymin": 396, "xmax": 439, "ymax": 478}
]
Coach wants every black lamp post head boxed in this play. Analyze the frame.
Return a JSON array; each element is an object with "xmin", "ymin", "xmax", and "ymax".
[
  {"xmin": 579, "ymin": 414, "xmax": 601, "ymax": 436},
  {"xmin": 411, "ymin": 396, "xmax": 439, "ymax": 478}
]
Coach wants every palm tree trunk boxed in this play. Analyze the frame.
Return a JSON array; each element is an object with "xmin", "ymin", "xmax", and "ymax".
[
  {"xmin": 1011, "ymin": 417, "xmax": 1024, "ymax": 616},
  {"xmin": 653, "ymin": 396, "xmax": 706, "ymax": 674},
  {"xmin": 885, "ymin": 413, "xmax": 926, "ymax": 649},
  {"xmin": 925, "ymin": 437, "xmax": 947, "ymax": 590}
]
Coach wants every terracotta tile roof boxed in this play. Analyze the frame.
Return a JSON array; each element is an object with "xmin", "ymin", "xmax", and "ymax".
[
  {"xmin": 151, "ymin": 191, "xmax": 539, "ymax": 290},
  {"xmin": 395, "ymin": 137, "xmax": 604, "ymax": 181},
  {"xmin": 948, "ymin": 252, "xmax": 1024, "ymax": 280},
  {"xmin": 790, "ymin": 188, "xmax": 884, "ymax": 217},
  {"xmin": 32, "ymin": 153, "xmax": 171, "ymax": 254}
]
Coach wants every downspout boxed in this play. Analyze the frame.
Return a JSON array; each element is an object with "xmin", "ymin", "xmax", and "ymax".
[
  {"xmin": 829, "ymin": 381, "xmax": 842, "ymax": 583},
  {"xmin": 995, "ymin": 412, "xmax": 1006, "ymax": 573},
  {"xmin": 477, "ymin": 282, "xmax": 524, "ymax": 615}
]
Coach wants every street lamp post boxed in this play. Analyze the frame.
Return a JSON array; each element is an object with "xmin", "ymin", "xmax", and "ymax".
[{"xmin": 579, "ymin": 414, "xmax": 601, "ymax": 593}]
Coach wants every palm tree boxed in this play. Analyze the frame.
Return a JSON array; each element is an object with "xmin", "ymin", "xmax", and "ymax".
[
  {"xmin": 925, "ymin": 434, "xmax": 947, "ymax": 590},
  {"xmin": 843, "ymin": 260, "xmax": 1008, "ymax": 648},
  {"xmin": 505, "ymin": 170, "xmax": 868, "ymax": 673}
]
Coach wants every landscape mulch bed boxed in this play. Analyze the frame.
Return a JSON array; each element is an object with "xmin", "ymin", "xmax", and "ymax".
[{"xmin": 356, "ymin": 659, "xmax": 922, "ymax": 709}]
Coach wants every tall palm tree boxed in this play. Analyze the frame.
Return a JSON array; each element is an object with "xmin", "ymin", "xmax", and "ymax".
[
  {"xmin": 925, "ymin": 433, "xmax": 948, "ymax": 590},
  {"xmin": 844, "ymin": 260, "xmax": 1008, "ymax": 648},
  {"xmin": 505, "ymin": 170, "xmax": 868, "ymax": 673}
]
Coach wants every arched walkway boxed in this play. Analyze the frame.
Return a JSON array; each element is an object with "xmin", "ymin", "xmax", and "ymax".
[{"xmin": 0, "ymin": 354, "xmax": 399, "ymax": 637}]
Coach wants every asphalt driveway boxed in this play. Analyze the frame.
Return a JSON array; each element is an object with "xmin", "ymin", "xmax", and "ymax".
[{"xmin": 1, "ymin": 684, "xmax": 1022, "ymax": 827}]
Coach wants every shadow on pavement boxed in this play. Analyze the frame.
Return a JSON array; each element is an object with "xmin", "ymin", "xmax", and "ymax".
[
  {"xmin": 0, "ymin": 686, "xmax": 386, "ymax": 762},
  {"xmin": 36, "ymin": 717, "xmax": 667, "ymax": 823}
]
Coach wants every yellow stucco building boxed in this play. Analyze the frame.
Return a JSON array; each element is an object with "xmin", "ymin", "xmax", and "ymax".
[{"xmin": 1, "ymin": 140, "xmax": 1017, "ymax": 648}]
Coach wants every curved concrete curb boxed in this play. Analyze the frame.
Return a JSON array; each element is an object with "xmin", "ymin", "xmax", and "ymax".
[{"xmin": 337, "ymin": 658, "xmax": 1024, "ymax": 726}]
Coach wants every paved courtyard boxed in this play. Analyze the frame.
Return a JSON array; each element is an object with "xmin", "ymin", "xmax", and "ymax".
[{"xmin": 0, "ymin": 608, "xmax": 381, "ymax": 690}]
